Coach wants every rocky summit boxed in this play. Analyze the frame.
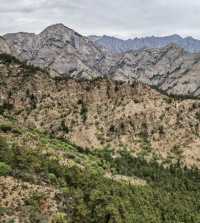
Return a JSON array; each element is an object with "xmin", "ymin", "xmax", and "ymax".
[{"xmin": 4, "ymin": 24, "xmax": 105, "ymax": 79}]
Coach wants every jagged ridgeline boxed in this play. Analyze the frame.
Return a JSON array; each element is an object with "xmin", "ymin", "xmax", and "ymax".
[
  {"xmin": 2, "ymin": 23, "xmax": 200, "ymax": 97},
  {"xmin": 89, "ymin": 34, "xmax": 200, "ymax": 54}
]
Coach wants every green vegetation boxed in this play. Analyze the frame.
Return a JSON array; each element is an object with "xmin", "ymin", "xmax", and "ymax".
[
  {"xmin": 0, "ymin": 102, "xmax": 14, "ymax": 115},
  {"xmin": 0, "ymin": 122, "xmax": 200, "ymax": 222},
  {"xmin": 0, "ymin": 162, "xmax": 11, "ymax": 176},
  {"xmin": 79, "ymin": 101, "xmax": 88, "ymax": 122},
  {"xmin": 51, "ymin": 213, "xmax": 69, "ymax": 223},
  {"xmin": 195, "ymin": 111, "xmax": 200, "ymax": 120},
  {"xmin": 0, "ymin": 53, "xmax": 45, "ymax": 74},
  {"xmin": 0, "ymin": 53, "xmax": 20, "ymax": 65},
  {"xmin": 24, "ymin": 192, "xmax": 48, "ymax": 223}
]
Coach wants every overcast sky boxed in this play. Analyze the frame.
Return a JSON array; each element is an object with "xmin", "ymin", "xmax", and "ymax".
[{"xmin": 0, "ymin": 0, "xmax": 200, "ymax": 39}]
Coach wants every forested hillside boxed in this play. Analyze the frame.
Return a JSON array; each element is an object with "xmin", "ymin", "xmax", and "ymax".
[
  {"xmin": 0, "ymin": 54, "xmax": 200, "ymax": 222},
  {"xmin": 0, "ymin": 114, "xmax": 200, "ymax": 222}
]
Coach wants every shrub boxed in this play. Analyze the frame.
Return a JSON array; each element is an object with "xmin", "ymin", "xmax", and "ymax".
[
  {"xmin": 51, "ymin": 213, "xmax": 69, "ymax": 223},
  {"xmin": 0, "ymin": 102, "xmax": 14, "ymax": 115},
  {"xmin": 0, "ymin": 207, "xmax": 9, "ymax": 215},
  {"xmin": 0, "ymin": 53, "xmax": 20, "ymax": 64},
  {"xmin": 195, "ymin": 111, "xmax": 200, "ymax": 120},
  {"xmin": 158, "ymin": 125, "xmax": 165, "ymax": 135},
  {"xmin": 0, "ymin": 162, "xmax": 11, "ymax": 176},
  {"xmin": 60, "ymin": 120, "xmax": 69, "ymax": 133},
  {"xmin": 0, "ymin": 124, "xmax": 13, "ymax": 132},
  {"xmin": 80, "ymin": 103, "xmax": 88, "ymax": 122},
  {"xmin": 48, "ymin": 173, "xmax": 58, "ymax": 184}
]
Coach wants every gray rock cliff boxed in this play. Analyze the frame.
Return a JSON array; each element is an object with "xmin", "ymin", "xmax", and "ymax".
[{"xmin": 2, "ymin": 24, "xmax": 200, "ymax": 97}]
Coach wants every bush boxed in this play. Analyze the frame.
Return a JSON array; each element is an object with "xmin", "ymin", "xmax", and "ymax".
[
  {"xmin": 51, "ymin": 213, "xmax": 69, "ymax": 223},
  {"xmin": 0, "ymin": 124, "xmax": 13, "ymax": 132},
  {"xmin": 0, "ymin": 162, "xmax": 11, "ymax": 176},
  {"xmin": 195, "ymin": 111, "xmax": 200, "ymax": 120},
  {"xmin": 80, "ymin": 103, "xmax": 88, "ymax": 122},
  {"xmin": 0, "ymin": 136, "xmax": 15, "ymax": 164},
  {"xmin": 0, "ymin": 53, "xmax": 20, "ymax": 64},
  {"xmin": 0, "ymin": 102, "xmax": 14, "ymax": 115},
  {"xmin": 48, "ymin": 173, "xmax": 58, "ymax": 184}
]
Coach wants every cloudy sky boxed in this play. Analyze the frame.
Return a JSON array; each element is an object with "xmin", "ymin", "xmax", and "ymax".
[{"xmin": 0, "ymin": 0, "xmax": 200, "ymax": 39}]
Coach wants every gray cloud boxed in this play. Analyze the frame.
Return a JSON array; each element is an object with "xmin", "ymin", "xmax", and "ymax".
[{"xmin": 0, "ymin": 0, "xmax": 200, "ymax": 39}]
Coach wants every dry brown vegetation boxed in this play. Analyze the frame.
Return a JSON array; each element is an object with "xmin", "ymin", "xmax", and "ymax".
[{"xmin": 1, "ymin": 56, "xmax": 200, "ymax": 167}]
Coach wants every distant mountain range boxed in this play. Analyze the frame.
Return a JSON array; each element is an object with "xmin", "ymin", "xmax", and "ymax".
[
  {"xmin": 89, "ymin": 34, "xmax": 200, "ymax": 53},
  {"xmin": 1, "ymin": 24, "xmax": 200, "ymax": 97}
]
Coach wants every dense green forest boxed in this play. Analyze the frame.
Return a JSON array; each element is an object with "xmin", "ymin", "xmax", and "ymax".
[{"xmin": 0, "ymin": 121, "xmax": 200, "ymax": 223}]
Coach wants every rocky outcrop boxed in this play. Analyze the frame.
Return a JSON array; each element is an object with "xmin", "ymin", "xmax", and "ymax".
[
  {"xmin": 0, "ymin": 37, "xmax": 11, "ymax": 54},
  {"xmin": 90, "ymin": 34, "xmax": 200, "ymax": 53},
  {"xmin": 109, "ymin": 44, "xmax": 200, "ymax": 97}
]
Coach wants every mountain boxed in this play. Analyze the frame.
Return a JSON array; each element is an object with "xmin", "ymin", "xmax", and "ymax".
[
  {"xmin": 2, "ymin": 24, "xmax": 200, "ymax": 97},
  {"xmin": 1, "ymin": 53, "xmax": 200, "ymax": 222},
  {"xmin": 109, "ymin": 44, "xmax": 200, "ymax": 97},
  {"xmin": 1, "ymin": 31, "xmax": 200, "ymax": 223},
  {"xmin": 89, "ymin": 34, "xmax": 200, "ymax": 53},
  {"xmin": 4, "ymin": 24, "xmax": 107, "ymax": 79}
]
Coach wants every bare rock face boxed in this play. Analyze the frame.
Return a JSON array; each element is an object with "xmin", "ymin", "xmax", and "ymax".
[
  {"xmin": 4, "ymin": 24, "xmax": 105, "ymax": 79},
  {"xmin": 109, "ymin": 44, "xmax": 200, "ymax": 97},
  {"xmin": 0, "ymin": 37, "xmax": 11, "ymax": 54},
  {"xmin": 3, "ymin": 24, "xmax": 200, "ymax": 97}
]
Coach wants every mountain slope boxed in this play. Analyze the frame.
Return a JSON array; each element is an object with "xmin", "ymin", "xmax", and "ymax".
[
  {"xmin": 1, "ymin": 114, "xmax": 200, "ymax": 223},
  {"xmin": 1, "ymin": 54, "xmax": 200, "ymax": 167},
  {"xmin": 90, "ymin": 34, "xmax": 200, "ymax": 53},
  {"xmin": 0, "ymin": 56, "xmax": 200, "ymax": 222}
]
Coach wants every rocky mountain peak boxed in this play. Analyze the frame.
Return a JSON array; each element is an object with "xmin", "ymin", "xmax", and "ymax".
[
  {"xmin": 42, "ymin": 23, "xmax": 70, "ymax": 31},
  {"xmin": 39, "ymin": 23, "xmax": 83, "ymax": 44},
  {"xmin": 169, "ymin": 34, "xmax": 182, "ymax": 39},
  {"xmin": 3, "ymin": 24, "xmax": 105, "ymax": 79}
]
